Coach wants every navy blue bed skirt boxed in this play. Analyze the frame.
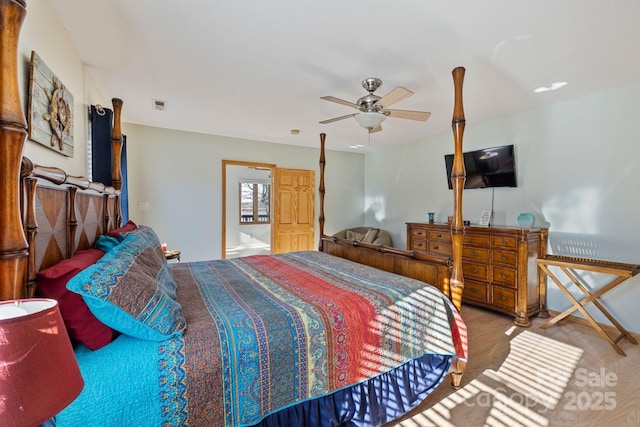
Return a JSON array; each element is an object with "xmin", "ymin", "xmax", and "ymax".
[{"xmin": 254, "ymin": 353, "xmax": 451, "ymax": 427}]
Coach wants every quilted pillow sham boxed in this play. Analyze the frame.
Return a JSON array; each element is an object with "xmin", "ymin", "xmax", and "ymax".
[{"xmin": 67, "ymin": 226, "xmax": 185, "ymax": 341}]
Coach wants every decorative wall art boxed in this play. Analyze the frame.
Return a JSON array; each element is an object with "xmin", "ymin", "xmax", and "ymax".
[{"xmin": 28, "ymin": 51, "xmax": 74, "ymax": 157}]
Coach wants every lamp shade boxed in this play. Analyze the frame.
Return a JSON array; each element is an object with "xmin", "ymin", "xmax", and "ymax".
[
  {"xmin": 354, "ymin": 111, "xmax": 386, "ymax": 130},
  {"xmin": 0, "ymin": 299, "xmax": 83, "ymax": 426}
]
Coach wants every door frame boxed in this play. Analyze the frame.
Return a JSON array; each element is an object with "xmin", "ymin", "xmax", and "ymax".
[{"xmin": 222, "ymin": 160, "xmax": 276, "ymax": 259}]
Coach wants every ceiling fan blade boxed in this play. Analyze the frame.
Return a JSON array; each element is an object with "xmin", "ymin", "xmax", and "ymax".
[
  {"xmin": 369, "ymin": 124, "xmax": 383, "ymax": 134},
  {"xmin": 319, "ymin": 113, "xmax": 356, "ymax": 124},
  {"xmin": 320, "ymin": 96, "xmax": 359, "ymax": 109},
  {"xmin": 385, "ymin": 109, "xmax": 431, "ymax": 121},
  {"xmin": 375, "ymin": 86, "xmax": 413, "ymax": 108}
]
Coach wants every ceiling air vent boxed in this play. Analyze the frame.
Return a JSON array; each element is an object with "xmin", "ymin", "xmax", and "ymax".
[{"xmin": 152, "ymin": 99, "xmax": 167, "ymax": 111}]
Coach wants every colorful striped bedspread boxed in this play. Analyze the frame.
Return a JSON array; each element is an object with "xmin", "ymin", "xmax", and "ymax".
[{"xmin": 59, "ymin": 251, "xmax": 467, "ymax": 427}]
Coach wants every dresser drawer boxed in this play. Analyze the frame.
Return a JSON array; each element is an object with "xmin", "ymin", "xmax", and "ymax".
[
  {"xmin": 492, "ymin": 286, "xmax": 516, "ymax": 310},
  {"xmin": 428, "ymin": 231, "xmax": 450, "ymax": 242},
  {"xmin": 410, "ymin": 239, "xmax": 427, "ymax": 252},
  {"xmin": 463, "ymin": 262, "xmax": 488, "ymax": 281},
  {"xmin": 406, "ymin": 222, "xmax": 548, "ymax": 325},
  {"xmin": 428, "ymin": 241, "xmax": 452, "ymax": 256},
  {"xmin": 492, "ymin": 250, "xmax": 517, "ymax": 266},
  {"xmin": 492, "ymin": 266, "xmax": 517, "ymax": 287},
  {"xmin": 463, "ymin": 247, "xmax": 489, "ymax": 262},
  {"xmin": 411, "ymin": 228, "xmax": 428, "ymax": 238},
  {"xmin": 463, "ymin": 281, "xmax": 487, "ymax": 304},
  {"xmin": 464, "ymin": 234, "xmax": 490, "ymax": 246},
  {"xmin": 491, "ymin": 235, "xmax": 518, "ymax": 250}
]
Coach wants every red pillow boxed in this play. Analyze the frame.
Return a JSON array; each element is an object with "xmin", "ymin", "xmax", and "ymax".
[
  {"xmin": 106, "ymin": 219, "xmax": 138, "ymax": 239},
  {"xmin": 37, "ymin": 248, "xmax": 118, "ymax": 350}
]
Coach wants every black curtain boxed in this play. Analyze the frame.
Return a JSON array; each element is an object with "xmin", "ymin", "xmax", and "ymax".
[{"xmin": 90, "ymin": 105, "xmax": 129, "ymax": 222}]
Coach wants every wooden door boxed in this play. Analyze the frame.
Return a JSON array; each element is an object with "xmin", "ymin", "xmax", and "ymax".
[{"xmin": 272, "ymin": 168, "xmax": 315, "ymax": 254}]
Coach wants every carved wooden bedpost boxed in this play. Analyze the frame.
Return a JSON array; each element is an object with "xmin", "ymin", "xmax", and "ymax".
[
  {"xmin": 318, "ymin": 133, "xmax": 326, "ymax": 251},
  {"xmin": 110, "ymin": 97, "xmax": 123, "ymax": 226},
  {"xmin": 449, "ymin": 67, "xmax": 466, "ymax": 310},
  {"xmin": 0, "ymin": 0, "xmax": 28, "ymax": 300},
  {"xmin": 450, "ymin": 66, "xmax": 467, "ymax": 389}
]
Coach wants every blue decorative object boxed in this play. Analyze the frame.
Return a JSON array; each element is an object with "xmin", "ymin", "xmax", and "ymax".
[{"xmin": 517, "ymin": 213, "xmax": 535, "ymax": 228}]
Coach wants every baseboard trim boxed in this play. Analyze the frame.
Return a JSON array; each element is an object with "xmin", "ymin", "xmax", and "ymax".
[{"xmin": 545, "ymin": 310, "xmax": 640, "ymax": 342}]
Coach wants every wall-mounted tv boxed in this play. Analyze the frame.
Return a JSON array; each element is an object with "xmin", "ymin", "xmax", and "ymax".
[{"xmin": 444, "ymin": 144, "xmax": 517, "ymax": 189}]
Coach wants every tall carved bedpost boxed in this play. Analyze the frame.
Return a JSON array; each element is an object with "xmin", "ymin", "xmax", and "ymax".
[
  {"xmin": 318, "ymin": 133, "xmax": 326, "ymax": 251},
  {"xmin": 0, "ymin": 0, "xmax": 28, "ymax": 300},
  {"xmin": 110, "ymin": 98, "xmax": 123, "ymax": 226},
  {"xmin": 449, "ymin": 66, "xmax": 466, "ymax": 311},
  {"xmin": 450, "ymin": 66, "xmax": 467, "ymax": 388}
]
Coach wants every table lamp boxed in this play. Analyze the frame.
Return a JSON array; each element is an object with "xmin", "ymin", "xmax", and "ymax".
[{"xmin": 0, "ymin": 299, "xmax": 84, "ymax": 426}]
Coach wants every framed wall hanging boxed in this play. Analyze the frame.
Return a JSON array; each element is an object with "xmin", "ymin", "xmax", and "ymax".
[
  {"xmin": 478, "ymin": 209, "xmax": 492, "ymax": 227},
  {"xmin": 27, "ymin": 51, "xmax": 74, "ymax": 157}
]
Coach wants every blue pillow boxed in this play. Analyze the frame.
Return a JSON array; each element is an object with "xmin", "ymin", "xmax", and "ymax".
[
  {"xmin": 94, "ymin": 235, "xmax": 121, "ymax": 253},
  {"xmin": 67, "ymin": 227, "xmax": 185, "ymax": 341}
]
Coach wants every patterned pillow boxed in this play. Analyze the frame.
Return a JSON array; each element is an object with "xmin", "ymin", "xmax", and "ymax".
[
  {"xmin": 345, "ymin": 229, "xmax": 366, "ymax": 241},
  {"xmin": 67, "ymin": 226, "xmax": 185, "ymax": 341},
  {"xmin": 126, "ymin": 225, "xmax": 167, "ymax": 267},
  {"xmin": 361, "ymin": 228, "xmax": 379, "ymax": 244}
]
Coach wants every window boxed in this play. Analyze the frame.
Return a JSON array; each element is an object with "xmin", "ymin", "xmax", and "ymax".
[{"xmin": 240, "ymin": 182, "xmax": 270, "ymax": 224}]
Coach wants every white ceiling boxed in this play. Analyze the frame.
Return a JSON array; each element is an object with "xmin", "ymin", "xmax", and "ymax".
[{"xmin": 49, "ymin": 0, "xmax": 640, "ymax": 152}]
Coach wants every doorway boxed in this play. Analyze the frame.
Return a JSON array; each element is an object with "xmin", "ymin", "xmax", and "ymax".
[
  {"xmin": 223, "ymin": 161, "xmax": 316, "ymax": 258},
  {"xmin": 222, "ymin": 160, "xmax": 275, "ymax": 259}
]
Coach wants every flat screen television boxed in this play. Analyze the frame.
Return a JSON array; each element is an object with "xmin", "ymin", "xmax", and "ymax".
[{"xmin": 444, "ymin": 144, "xmax": 517, "ymax": 189}]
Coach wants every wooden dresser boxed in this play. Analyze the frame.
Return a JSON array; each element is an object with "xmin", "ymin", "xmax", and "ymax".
[{"xmin": 407, "ymin": 222, "xmax": 548, "ymax": 326}]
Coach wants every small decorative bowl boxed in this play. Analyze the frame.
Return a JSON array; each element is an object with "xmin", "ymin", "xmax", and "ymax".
[{"xmin": 517, "ymin": 213, "xmax": 535, "ymax": 228}]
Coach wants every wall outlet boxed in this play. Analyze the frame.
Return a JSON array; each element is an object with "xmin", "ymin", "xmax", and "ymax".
[{"xmin": 137, "ymin": 201, "xmax": 149, "ymax": 211}]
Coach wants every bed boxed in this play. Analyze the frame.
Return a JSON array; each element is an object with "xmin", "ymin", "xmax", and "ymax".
[{"xmin": 0, "ymin": 2, "xmax": 469, "ymax": 426}]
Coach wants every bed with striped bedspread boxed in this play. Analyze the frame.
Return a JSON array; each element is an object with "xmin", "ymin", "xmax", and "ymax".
[{"xmin": 59, "ymin": 251, "xmax": 467, "ymax": 427}]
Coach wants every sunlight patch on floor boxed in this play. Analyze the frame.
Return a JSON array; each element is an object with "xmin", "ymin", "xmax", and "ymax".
[
  {"xmin": 226, "ymin": 242, "xmax": 271, "ymax": 258},
  {"xmin": 395, "ymin": 331, "xmax": 583, "ymax": 427}
]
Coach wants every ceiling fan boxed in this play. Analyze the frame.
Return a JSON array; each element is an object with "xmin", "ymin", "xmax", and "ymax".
[{"xmin": 319, "ymin": 78, "xmax": 431, "ymax": 134}]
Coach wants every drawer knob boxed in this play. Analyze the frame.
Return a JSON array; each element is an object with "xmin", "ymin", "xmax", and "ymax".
[
  {"xmin": 436, "ymin": 234, "xmax": 442, "ymax": 238},
  {"xmin": 501, "ymin": 273, "xmax": 507, "ymax": 279},
  {"xmin": 471, "ymin": 288, "xmax": 478, "ymax": 294},
  {"xmin": 500, "ymin": 295, "xmax": 506, "ymax": 301},
  {"xmin": 501, "ymin": 240, "xmax": 507, "ymax": 245},
  {"xmin": 434, "ymin": 245, "xmax": 439, "ymax": 250},
  {"xmin": 501, "ymin": 255, "xmax": 507, "ymax": 260},
  {"xmin": 472, "ymin": 268, "xmax": 478, "ymax": 273},
  {"xmin": 472, "ymin": 251, "xmax": 478, "ymax": 257}
]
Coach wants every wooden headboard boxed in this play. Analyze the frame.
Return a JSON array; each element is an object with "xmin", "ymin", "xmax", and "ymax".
[
  {"xmin": 19, "ymin": 157, "xmax": 121, "ymax": 298},
  {"xmin": 0, "ymin": 0, "xmax": 124, "ymax": 299}
]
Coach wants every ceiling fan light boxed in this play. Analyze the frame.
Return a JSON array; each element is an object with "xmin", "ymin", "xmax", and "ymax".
[{"xmin": 354, "ymin": 112, "xmax": 386, "ymax": 130}]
